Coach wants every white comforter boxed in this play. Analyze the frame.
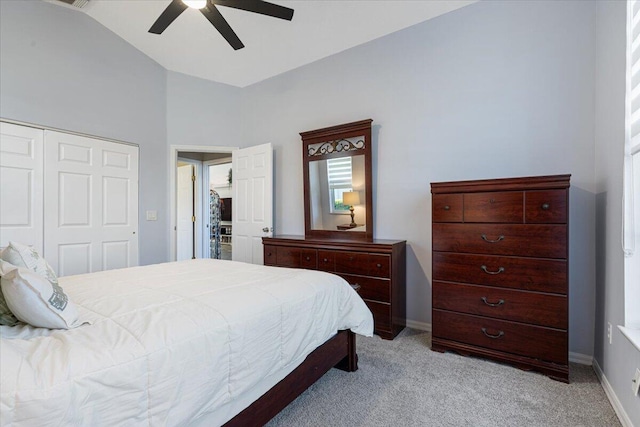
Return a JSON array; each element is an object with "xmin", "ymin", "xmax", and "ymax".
[{"xmin": 0, "ymin": 259, "xmax": 373, "ymax": 426}]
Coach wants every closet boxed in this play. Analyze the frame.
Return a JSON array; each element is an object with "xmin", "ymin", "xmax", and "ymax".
[{"xmin": 0, "ymin": 122, "xmax": 139, "ymax": 276}]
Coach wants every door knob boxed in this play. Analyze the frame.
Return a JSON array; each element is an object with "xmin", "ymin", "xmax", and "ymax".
[{"xmin": 262, "ymin": 227, "xmax": 269, "ymax": 232}]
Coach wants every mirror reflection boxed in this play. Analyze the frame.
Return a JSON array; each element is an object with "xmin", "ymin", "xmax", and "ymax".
[{"xmin": 308, "ymin": 155, "xmax": 366, "ymax": 232}]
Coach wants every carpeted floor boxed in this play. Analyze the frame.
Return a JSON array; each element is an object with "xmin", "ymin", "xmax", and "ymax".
[{"xmin": 267, "ymin": 328, "xmax": 620, "ymax": 427}]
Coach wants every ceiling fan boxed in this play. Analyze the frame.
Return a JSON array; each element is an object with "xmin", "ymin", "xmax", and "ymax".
[{"xmin": 149, "ymin": 0, "xmax": 294, "ymax": 50}]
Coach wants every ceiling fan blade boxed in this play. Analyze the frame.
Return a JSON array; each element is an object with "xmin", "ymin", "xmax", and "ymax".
[
  {"xmin": 149, "ymin": 0, "xmax": 188, "ymax": 34},
  {"xmin": 201, "ymin": 4, "xmax": 245, "ymax": 50},
  {"xmin": 213, "ymin": 0, "xmax": 294, "ymax": 21}
]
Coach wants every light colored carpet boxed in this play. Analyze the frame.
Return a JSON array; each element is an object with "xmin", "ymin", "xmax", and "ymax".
[{"xmin": 267, "ymin": 328, "xmax": 620, "ymax": 427}]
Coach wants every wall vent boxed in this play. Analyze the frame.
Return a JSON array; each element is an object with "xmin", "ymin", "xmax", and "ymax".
[{"xmin": 57, "ymin": 0, "xmax": 89, "ymax": 8}]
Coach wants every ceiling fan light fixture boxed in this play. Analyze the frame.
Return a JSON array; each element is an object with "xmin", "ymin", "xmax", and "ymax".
[{"xmin": 183, "ymin": 0, "xmax": 207, "ymax": 9}]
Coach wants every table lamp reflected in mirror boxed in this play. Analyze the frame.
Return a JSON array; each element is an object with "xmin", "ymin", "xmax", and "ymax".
[{"xmin": 342, "ymin": 191, "xmax": 361, "ymax": 228}]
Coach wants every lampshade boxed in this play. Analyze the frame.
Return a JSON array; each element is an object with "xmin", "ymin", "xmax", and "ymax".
[
  {"xmin": 343, "ymin": 191, "xmax": 360, "ymax": 206},
  {"xmin": 183, "ymin": 0, "xmax": 207, "ymax": 9}
]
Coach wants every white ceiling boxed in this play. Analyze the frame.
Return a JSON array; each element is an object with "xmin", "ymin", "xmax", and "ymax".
[{"xmin": 56, "ymin": 0, "xmax": 475, "ymax": 88}]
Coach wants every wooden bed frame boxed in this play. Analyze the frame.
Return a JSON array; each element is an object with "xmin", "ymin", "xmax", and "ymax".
[{"xmin": 223, "ymin": 329, "xmax": 358, "ymax": 426}]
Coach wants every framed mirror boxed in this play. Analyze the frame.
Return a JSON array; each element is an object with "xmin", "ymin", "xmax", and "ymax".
[{"xmin": 301, "ymin": 119, "xmax": 373, "ymax": 241}]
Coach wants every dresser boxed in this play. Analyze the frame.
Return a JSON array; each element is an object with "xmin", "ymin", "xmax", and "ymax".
[
  {"xmin": 430, "ymin": 175, "xmax": 570, "ymax": 382},
  {"xmin": 263, "ymin": 236, "xmax": 406, "ymax": 340}
]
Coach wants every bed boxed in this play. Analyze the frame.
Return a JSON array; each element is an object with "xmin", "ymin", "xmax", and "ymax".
[{"xmin": 0, "ymin": 259, "xmax": 374, "ymax": 426}]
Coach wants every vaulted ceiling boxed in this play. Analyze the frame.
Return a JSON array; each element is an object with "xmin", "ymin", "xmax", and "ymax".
[{"xmin": 48, "ymin": 0, "xmax": 475, "ymax": 87}]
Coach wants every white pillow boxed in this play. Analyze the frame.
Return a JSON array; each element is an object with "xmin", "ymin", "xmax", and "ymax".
[
  {"xmin": 0, "ymin": 260, "xmax": 20, "ymax": 326},
  {"xmin": 0, "ymin": 241, "xmax": 58, "ymax": 283},
  {"xmin": 0, "ymin": 267, "xmax": 82, "ymax": 329}
]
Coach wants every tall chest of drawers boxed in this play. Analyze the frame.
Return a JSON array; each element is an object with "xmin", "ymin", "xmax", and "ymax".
[
  {"xmin": 262, "ymin": 236, "xmax": 406, "ymax": 340},
  {"xmin": 430, "ymin": 175, "xmax": 570, "ymax": 382}
]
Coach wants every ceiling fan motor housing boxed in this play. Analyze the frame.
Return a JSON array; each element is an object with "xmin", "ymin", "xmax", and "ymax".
[{"xmin": 57, "ymin": 0, "xmax": 90, "ymax": 8}]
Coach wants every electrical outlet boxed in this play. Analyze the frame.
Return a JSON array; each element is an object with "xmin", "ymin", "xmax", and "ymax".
[
  {"xmin": 607, "ymin": 322, "xmax": 612, "ymax": 344},
  {"xmin": 633, "ymin": 369, "xmax": 640, "ymax": 396}
]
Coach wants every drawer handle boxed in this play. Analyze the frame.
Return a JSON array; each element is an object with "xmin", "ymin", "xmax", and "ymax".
[
  {"xmin": 267, "ymin": 252, "xmax": 272, "ymax": 256},
  {"xmin": 350, "ymin": 283, "xmax": 361, "ymax": 292},
  {"xmin": 443, "ymin": 205, "xmax": 450, "ymax": 211},
  {"xmin": 481, "ymin": 297, "xmax": 505, "ymax": 307},
  {"xmin": 481, "ymin": 328, "xmax": 504, "ymax": 339},
  {"xmin": 323, "ymin": 258, "xmax": 329, "ymax": 262},
  {"xmin": 305, "ymin": 256, "xmax": 310, "ymax": 261},
  {"xmin": 481, "ymin": 265, "xmax": 505, "ymax": 275},
  {"xmin": 481, "ymin": 234, "xmax": 504, "ymax": 243},
  {"xmin": 541, "ymin": 203, "xmax": 550, "ymax": 210},
  {"xmin": 376, "ymin": 263, "xmax": 382, "ymax": 268},
  {"xmin": 349, "ymin": 257, "xmax": 354, "ymax": 261}
]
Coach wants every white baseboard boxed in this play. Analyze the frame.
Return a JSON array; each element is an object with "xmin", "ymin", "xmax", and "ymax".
[
  {"xmin": 405, "ymin": 321, "xmax": 594, "ymax": 367},
  {"xmin": 405, "ymin": 320, "xmax": 431, "ymax": 332},
  {"xmin": 593, "ymin": 358, "xmax": 634, "ymax": 427},
  {"xmin": 569, "ymin": 351, "xmax": 593, "ymax": 365}
]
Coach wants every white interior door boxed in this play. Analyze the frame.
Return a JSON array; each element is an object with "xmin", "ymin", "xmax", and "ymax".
[
  {"xmin": 44, "ymin": 131, "xmax": 138, "ymax": 276},
  {"xmin": 177, "ymin": 164, "xmax": 194, "ymax": 261},
  {"xmin": 232, "ymin": 143, "xmax": 273, "ymax": 264},
  {"xmin": 0, "ymin": 123, "xmax": 44, "ymax": 252}
]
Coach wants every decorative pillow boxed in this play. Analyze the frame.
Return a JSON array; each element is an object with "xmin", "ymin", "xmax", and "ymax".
[
  {"xmin": 0, "ymin": 260, "xmax": 20, "ymax": 326},
  {"xmin": 0, "ymin": 266, "xmax": 81, "ymax": 329},
  {"xmin": 0, "ymin": 241, "xmax": 58, "ymax": 284}
]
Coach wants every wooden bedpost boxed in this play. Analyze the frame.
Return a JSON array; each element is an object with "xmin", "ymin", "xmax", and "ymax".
[{"xmin": 335, "ymin": 330, "xmax": 358, "ymax": 372}]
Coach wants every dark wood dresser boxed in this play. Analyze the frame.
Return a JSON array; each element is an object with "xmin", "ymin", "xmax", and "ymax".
[
  {"xmin": 263, "ymin": 235, "xmax": 406, "ymax": 340},
  {"xmin": 430, "ymin": 175, "xmax": 570, "ymax": 382}
]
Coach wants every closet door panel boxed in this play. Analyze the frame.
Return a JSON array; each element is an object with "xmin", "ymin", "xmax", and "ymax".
[
  {"xmin": 0, "ymin": 123, "xmax": 44, "ymax": 253},
  {"xmin": 44, "ymin": 131, "xmax": 138, "ymax": 276}
]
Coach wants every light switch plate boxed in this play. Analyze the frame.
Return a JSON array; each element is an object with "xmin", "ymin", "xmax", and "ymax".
[
  {"xmin": 633, "ymin": 368, "xmax": 640, "ymax": 396},
  {"xmin": 146, "ymin": 210, "xmax": 157, "ymax": 221}
]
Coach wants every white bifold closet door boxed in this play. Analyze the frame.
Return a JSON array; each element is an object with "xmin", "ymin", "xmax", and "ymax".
[
  {"xmin": 44, "ymin": 130, "xmax": 139, "ymax": 276},
  {"xmin": 0, "ymin": 123, "xmax": 44, "ymax": 253}
]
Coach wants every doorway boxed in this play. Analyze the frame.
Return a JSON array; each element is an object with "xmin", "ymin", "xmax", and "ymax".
[
  {"xmin": 169, "ymin": 143, "xmax": 273, "ymax": 264},
  {"xmin": 205, "ymin": 160, "xmax": 233, "ymax": 260},
  {"xmin": 171, "ymin": 145, "xmax": 236, "ymax": 262}
]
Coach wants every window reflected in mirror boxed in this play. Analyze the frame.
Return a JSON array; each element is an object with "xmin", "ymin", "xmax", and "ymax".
[{"xmin": 308, "ymin": 155, "xmax": 366, "ymax": 232}]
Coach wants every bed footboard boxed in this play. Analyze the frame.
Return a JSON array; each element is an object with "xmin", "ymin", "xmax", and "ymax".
[{"xmin": 224, "ymin": 329, "xmax": 357, "ymax": 427}]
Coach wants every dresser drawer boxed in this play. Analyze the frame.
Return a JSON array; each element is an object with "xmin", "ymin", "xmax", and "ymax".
[
  {"xmin": 335, "ymin": 252, "xmax": 390, "ymax": 278},
  {"xmin": 432, "ymin": 310, "xmax": 567, "ymax": 364},
  {"xmin": 364, "ymin": 300, "xmax": 391, "ymax": 333},
  {"xmin": 464, "ymin": 192, "xmax": 523, "ymax": 223},
  {"xmin": 338, "ymin": 274, "xmax": 390, "ymax": 302},
  {"xmin": 432, "ymin": 194, "xmax": 463, "ymax": 222},
  {"xmin": 264, "ymin": 245, "xmax": 277, "ymax": 266},
  {"xmin": 317, "ymin": 250, "xmax": 335, "ymax": 272},
  {"xmin": 300, "ymin": 249, "xmax": 317, "ymax": 269},
  {"xmin": 335, "ymin": 251, "xmax": 369, "ymax": 275},
  {"xmin": 432, "ymin": 223, "xmax": 567, "ymax": 259},
  {"xmin": 433, "ymin": 281, "xmax": 567, "ymax": 329},
  {"xmin": 432, "ymin": 252, "xmax": 567, "ymax": 294},
  {"xmin": 275, "ymin": 247, "xmax": 301, "ymax": 267},
  {"xmin": 525, "ymin": 190, "xmax": 567, "ymax": 224},
  {"xmin": 369, "ymin": 254, "xmax": 390, "ymax": 278}
]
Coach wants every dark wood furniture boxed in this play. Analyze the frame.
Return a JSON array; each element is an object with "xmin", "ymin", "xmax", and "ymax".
[
  {"xmin": 430, "ymin": 174, "xmax": 570, "ymax": 382},
  {"xmin": 224, "ymin": 329, "xmax": 357, "ymax": 426},
  {"xmin": 263, "ymin": 235, "xmax": 407, "ymax": 340},
  {"xmin": 301, "ymin": 119, "xmax": 373, "ymax": 241},
  {"xmin": 337, "ymin": 224, "xmax": 361, "ymax": 230}
]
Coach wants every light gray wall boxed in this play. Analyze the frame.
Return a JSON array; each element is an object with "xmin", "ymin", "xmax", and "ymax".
[
  {"xmin": 237, "ymin": 0, "xmax": 597, "ymax": 356},
  {"xmin": 0, "ymin": 0, "xmax": 169, "ymax": 266},
  {"xmin": 166, "ymin": 71, "xmax": 243, "ymax": 148},
  {"xmin": 0, "ymin": 0, "xmax": 610, "ymax": 380},
  {"xmin": 594, "ymin": 0, "xmax": 640, "ymax": 424}
]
